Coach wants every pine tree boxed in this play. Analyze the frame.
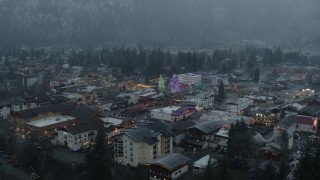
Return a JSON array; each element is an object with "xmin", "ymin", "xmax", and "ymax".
[
  {"xmin": 85, "ymin": 131, "xmax": 112, "ymax": 180},
  {"xmin": 253, "ymin": 68, "xmax": 260, "ymax": 83},
  {"xmin": 202, "ymin": 158, "xmax": 213, "ymax": 180},
  {"xmin": 217, "ymin": 157, "xmax": 230, "ymax": 180},
  {"xmin": 218, "ymin": 81, "xmax": 225, "ymax": 102},
  {"xmin": 277, "ymin": 162, "xmax": 287, "ymax": 180},
  {"xmin": 280, "ymin": 130, "xmax": 289, "ymax": 158}
]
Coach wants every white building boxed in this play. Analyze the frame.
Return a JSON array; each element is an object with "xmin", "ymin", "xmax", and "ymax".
[
  {"xmin": 0, "ymin": 97, "xmax": 39, "ymax": 119},
  {"xmin": 193, "ymin": 155, "xmax": 218, "ymax": 174},
  {"xmin": 113, "ymin": 122, "xmax": 173, "ymax": 167},
  {"xmin": 22, "ymin": 74, "xmax": 43, "ymax": 89},
  {"xmin": 56, "ymin": 120, "xmax": 103, "ymax": 151},
  {"xmin": 151, "ymin": 106, "xmax": 196, "ymax": 122},
  {"xmin": 184, "ymin": 92, "xmax": 214, "ymax": 110},
  {"xmin": 177, "ymin": 73, "xmax": 202, "ymax": 85},
  {"xmin": 226, "ymin": 98, "xmax": 253, "ymax": 114}
]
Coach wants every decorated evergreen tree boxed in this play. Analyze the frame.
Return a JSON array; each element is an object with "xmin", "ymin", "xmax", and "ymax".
[
  {"xmin": 158, "ymin": 74, "xmax": 165, "ymax": 92},
  {"xmin": 171, "ymin": 74, "xmax": 180, "ymax": 93}
]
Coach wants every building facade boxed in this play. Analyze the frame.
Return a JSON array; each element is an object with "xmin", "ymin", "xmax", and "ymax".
[
  {"xmin": 177, "ymin": 73, "xmax": 202, "ymax": 85},
  {"xmin": 114, "ymin": 123, "xmax": 173, "ymax": 167}
]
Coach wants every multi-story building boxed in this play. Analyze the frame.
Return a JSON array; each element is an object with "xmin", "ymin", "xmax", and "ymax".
[
  {"xmin": 177, "ymin": 73, "xmax": 202, "ymax": 85},
  {"xmin": 56, "ymin": 119, "xmax": 103, "ymax": 151},
  {"xmin": 0, "ymin": 97, "xmax": 40, "ymax": 119},
  {"xmin": 113, "ymin": 121, "xmax": 173, "ymax": 167},
  {"xmin": 184, "ymin": 92, "xmax": 215, "ymax": 110},
  {"xmin": 22, "ymin": 73, "xmax": 43, "ymax": 89},
  {"xmin": 25, "ymin": 115, "xmax": 76, "ymax": 136}
]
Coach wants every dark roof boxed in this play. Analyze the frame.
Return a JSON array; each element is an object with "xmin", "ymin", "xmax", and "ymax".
[
  {"xmin": 0, "ymin": 97, "xmax": 26, "ymax": 106},
  {"xmin": 16, "ymin": 102, "xmax": 75, "ymax": 119},
  {"xmin": 172, "ymin": 120, "xmax": 196, "ymax": 134},
  {"xmin": 70, "ymin": 107, "xmax": 101, "ymax": 122},
  {"xmin": 138, "ymin": 121, "xmax": 173, "ymax": 137},
  {"xmin": 299, "ymin": 105, "xmax": 320, "ymax": 116},
  {"xmin": 259, "ymin": 160, "xmax": 279, "ymax": 172},
  {"xmin": 296, "ymin": 115, "xmax": 314, "ymax": 126},
  {"xmin": 280, "ymin": 115, "xmax": 296, "ymax": 128},
  {"xmin": 150, "ymin": 153, "xmax": 189, "ymax": 170},
  {"xmin": 64, "ymin": 119, "xmax": 104, "ymax": 135},
  {"xmin": 124, "ymin": 128, "xmax": 158, "ymax": 145},
  {"xmin": 187, "ymin": 120, "xmax": 225, "ymax": 134}
]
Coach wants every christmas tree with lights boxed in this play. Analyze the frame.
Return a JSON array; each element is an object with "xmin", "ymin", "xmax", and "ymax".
[
  {"xmin": 158, "ymin": 74, "xmax": 165, "ymax": 92},
  {"xmin": 171, "ymin": 74, "xmax": 180, "ymax": 93}
]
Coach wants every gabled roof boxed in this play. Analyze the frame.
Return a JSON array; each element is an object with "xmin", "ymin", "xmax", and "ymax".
[
  {"xmin": 187, "ymin": 120, "xmax": 225, "ymax": 134},
  {"xmin": 123, "ymin": 121, "xmax": 173, "ymax": 144},
  {"xmin": 124, "ymin": 128, "xmax": 158, "ymax": 145},
  {"xmin": 150, "ymin": 153, "xmax": 189, "ymax": 171},
  {"xmin": 296, "ymin": 115, "xmax": 314, "ymax": 126},
  {"xmin": 0, "ymin": 97, "xmax": 26, "ymax": 106},
  {"xmin": 64, "ymin": 119, "xmax": 104, "ymax": 135},
  {"xmin": 70, "ymin": 107, "xmax": 101, "ymax": 122},
  {"xmin": 280, "ymin": 115, "xmax": 296, "ymax": 128},
  {"xmin": 299, "ymin": 105, "xmax": 320, "ymax": 116},
  {"xmin": 16, "ymin": 102, "xmax": 75, "ymax": 119}
]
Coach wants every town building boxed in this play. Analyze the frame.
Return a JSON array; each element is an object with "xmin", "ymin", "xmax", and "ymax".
[
  {"xmin": 25, "ymin": 115, "xmax": 76, "ymax": 136},
  {"xmin": 0, "ymin": 97, "xmax": 41, "ymax": 119},
  {"xmin": 113, "ymin": 121, "xmax": 173, "ymax": 167},
  {"xmin": 177, "ymin": 73, "xmax": 202, "ymax": 85},
  {"xmin": 56, "ymin": 119, "xmax": 103, "ymax": 151},
  {"xmin": 226, "ymin": 98, "xmax": 253, "ymax": 114},
  {"xmin": 193, "ymin": 155, "xmax": 218, "ymax": 174},
  {"xmin": 149, "ymin": 153, "xmax": 189, "ymax": 180},
  {"xmin": 184, "ymin": 92, "xmax": 214, "ymax": 110},
  {"xmin": 22, "ymin": 73, "xmax": 43, "ymax": 89},
  {"xmin": 185, "ymin": 120, "xmax": 225, "ymax": 149},
  {"xmin": 295, "ymin": 115, "xmax": 317, "ymax": 133},
  {"xmin": 150, "ymin": 106, "xmax": 196, "ymax": 122}
]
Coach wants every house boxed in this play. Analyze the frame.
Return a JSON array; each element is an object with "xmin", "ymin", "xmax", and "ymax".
[
  {"xmin": 99, "ymin": 117, "xmax": 135, "ymax": 141},
  {"xmin": 295, "ymin": 115, "xmax": 317, "ymax": 133},
  {"xmin": 0, "ymin": 97, "xmax": 40, "ymax": 119},
  {"xmin": 193, "ymin": 155, "xmax": 218, "ymax": 174},
  {"xmin": 113, "ymin": 121, "xmax": 173, "ymax": 167},
  {"xmin": 226, "ymin": 98, "xmax": 253, "ymax": 114},
  {"xmin": 184, "ymin": 92, "xmax": 215, "ymax": 110},
  {"xmin": 149, "ymin": 153, "xmax": 189, "ymax": 180},
  {"xmin": 185, "ymin": 121, "xmax": 225, "ymax": 149},
  {"xmin": 172, "ymin": 120, "xmax": 196, "ymax": 145},
  {"xmin": 150, "ymin": 106, "xmax": 196, "ymax": 122},
  {"xmin": 56, "ymin": 119, "xmax": 103, "ymax": 151},
  {"xmin": 274, "ymin": 115, "xmax": 296, "ymax": 135},
  {"xmin": 264, "ymin": 133, "xmax": 293, "ymax": 156}
]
